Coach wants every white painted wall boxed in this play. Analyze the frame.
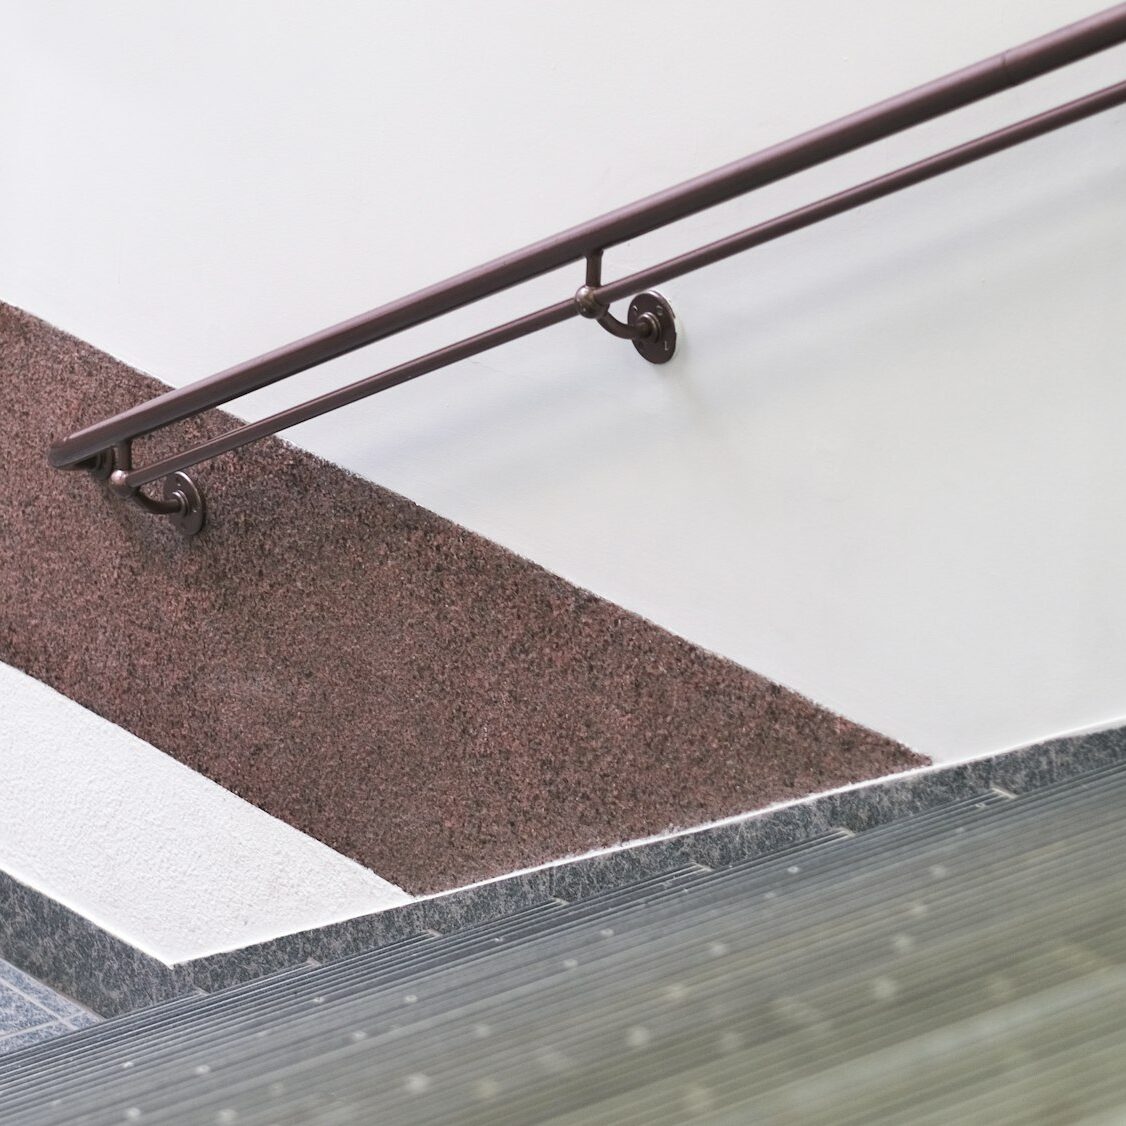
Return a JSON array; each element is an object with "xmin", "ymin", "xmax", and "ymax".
[
  {"xmin": 0, "ymin": 663, "xmax": 409, "ymax": 964},
  {"xmin": 3, "ymin": 1, "xmax": 1126, "ymax": 761}
]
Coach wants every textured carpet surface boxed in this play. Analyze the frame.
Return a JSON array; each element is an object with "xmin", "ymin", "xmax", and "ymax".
[{"xmin": 0, "ymin": 303, "xmax": 924, "ymax": 892}]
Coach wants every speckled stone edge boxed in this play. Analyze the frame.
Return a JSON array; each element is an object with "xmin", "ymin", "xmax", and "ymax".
[
  {"xmin": 5, "ymin": 724, "xmax": 1125, "ymax": 1014},
  {"xmin": 0, "ymin": 870, "xmax": 195, "ymax": 1019}
]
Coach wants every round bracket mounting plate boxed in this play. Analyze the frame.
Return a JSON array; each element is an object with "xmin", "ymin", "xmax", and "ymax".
[
  {"xmin": 85, "ymin": 449, "xmax": 115, "ymax": 482},
  {"xmin": 163, "ymin": 472, "xmax": 206, "ymax": 537},
  {"xmin": 628, "ymin": 291, "xmax": 677, "ymax": 364}
]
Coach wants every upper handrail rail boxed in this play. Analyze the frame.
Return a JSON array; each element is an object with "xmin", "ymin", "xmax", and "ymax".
[{"xmin": 48, "ymin": 4, "xmax": 1126, "ymax": 535}]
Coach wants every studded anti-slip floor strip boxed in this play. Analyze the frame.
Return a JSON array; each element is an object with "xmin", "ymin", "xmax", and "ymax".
[{"xmin": 3, "ymin": 760, "xmax": 1126, "ymax": 1123}]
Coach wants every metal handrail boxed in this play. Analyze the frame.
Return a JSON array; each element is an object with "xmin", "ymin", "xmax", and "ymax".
[{"xmin": 49, "ymin": 5, "xmax": 1126, "ymax": 535}]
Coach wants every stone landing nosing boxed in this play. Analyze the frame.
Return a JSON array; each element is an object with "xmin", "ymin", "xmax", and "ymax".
[{"xmin": 3, "ymin": 723, "xmax": 1122, "ymax": 1018}]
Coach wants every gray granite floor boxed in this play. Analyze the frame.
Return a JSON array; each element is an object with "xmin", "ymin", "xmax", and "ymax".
[{"xmin": 0, "ymin": 956, "xmax": 99, "ymax": 1056}]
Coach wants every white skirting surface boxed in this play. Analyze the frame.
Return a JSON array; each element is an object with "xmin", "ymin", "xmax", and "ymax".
[{"xmin": 0, "ymin": 662, "xmax": 411, "ymax": 963}]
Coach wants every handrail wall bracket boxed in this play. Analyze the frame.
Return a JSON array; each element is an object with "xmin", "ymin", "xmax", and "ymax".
[
  {"xmin": 102, "ymin": 441, "xmax": 207, "ymax": 537},
  {"xmin": 576, "ymin": 251, "xmax": 678, "ymax": 364}
]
